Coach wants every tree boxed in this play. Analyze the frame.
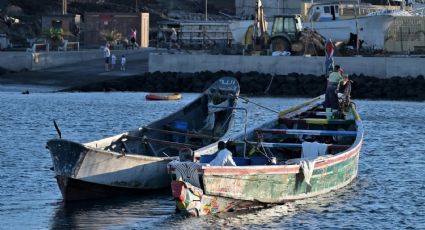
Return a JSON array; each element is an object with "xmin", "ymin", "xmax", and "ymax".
[
  {"xmin": 100, "ymin": 29, "xmax": 122, "ymax": 45},
  {"xmin": 44, "ymin": 28, "xmax": 64, "ymax": 43}
]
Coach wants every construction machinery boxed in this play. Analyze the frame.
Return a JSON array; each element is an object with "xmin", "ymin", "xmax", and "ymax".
[
  {"xmin": 243, "ymin": 0, "xmax": 325, "ymax": 56},
  {"xmin": 270, "ymin": 14, "xmax": 327, "ymax": 55}
]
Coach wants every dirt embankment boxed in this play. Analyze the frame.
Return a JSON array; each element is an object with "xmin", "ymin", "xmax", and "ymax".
[{"xmin": 63, "ymin": 71, "xmax": 425, "ymax": 101}]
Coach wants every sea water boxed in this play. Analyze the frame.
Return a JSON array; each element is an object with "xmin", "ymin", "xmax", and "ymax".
[{"xmin": 0, "ymin": 92, "xmax": 424, "ymax": 229}]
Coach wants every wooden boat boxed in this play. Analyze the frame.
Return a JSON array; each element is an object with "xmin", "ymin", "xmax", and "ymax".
[
  {"xmin": 145, "ymin": 93, "xmax": 182, "ymax": 101},
  {"xmin": 46, "ymin": 77, "xmax": 240, "ymax": 201},
  {"xmin": 168, "ymin": 95, "xmax": 363, "ymax": 216}
]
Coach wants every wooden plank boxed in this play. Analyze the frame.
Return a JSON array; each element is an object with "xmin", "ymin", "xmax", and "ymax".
[
  {"xmin": 255, "ymin": 129, "xmax": 357, "ymax": 136},
  {"xmin": 143, "ymin": 127, "xmax": 218, "ymax": 140},
  {"xmin": 123, "ymin": 135, "xmax": 201, "ymax": 149},
  {"xmin": 246, "ymin": 141, "xmax": 351, "ymax": 150},
  {"xmin": 279, "ymin": 117, "xmax": 355, "ymax": 125},
  {"xmin": 144, "ymin": 137, "xmax": 201, "ymax": 149},
  {"xmin": 278, "ymin": 96, "xmax": 322, "ymax": 117}
]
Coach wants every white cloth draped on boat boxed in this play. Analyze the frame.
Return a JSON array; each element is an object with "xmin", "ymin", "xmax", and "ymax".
[
  {"xmin": 168, "ymin": 160, "xmax": 202, "ymax": 188},
  {"xmin": 301, "ymin": 141, "xmax": 328, "ymax": 159},
  {"xmin": 202, "ymin": 99, "xmax": 230, "ymax": 131},
  {"xmin": 300, "ymin": 142, "xmax": 329, "ymax": 186},
  {"xmin": 300, "ymin": 160, "xmax": 316, "ymax": 187},
  {"xmin": 208, "ymin": 99, "xmax": 230, "ymax": 112}
]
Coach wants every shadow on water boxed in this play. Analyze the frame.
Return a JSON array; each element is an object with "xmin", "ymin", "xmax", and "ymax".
[
  {"xmin": 197, "ymin": 179, "xmax": 366, "ymax": 229},
  {"xmin": 50, "ymin": 190, "xmax": 175, "ymax": 230}
]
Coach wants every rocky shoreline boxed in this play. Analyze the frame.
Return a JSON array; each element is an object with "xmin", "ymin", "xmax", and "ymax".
[{"xmin": 63, "ymin": 71, "xmax": 425, "ymax": 101}]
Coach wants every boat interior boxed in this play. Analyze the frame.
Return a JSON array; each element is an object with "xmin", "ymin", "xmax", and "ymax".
[
  {"xmin": 85, "ymin": 87, "xmax": 238, "ymax": 158},
  {"xmin": 199, "ymin": 102, "xmax": 359, "ymax": 166}
]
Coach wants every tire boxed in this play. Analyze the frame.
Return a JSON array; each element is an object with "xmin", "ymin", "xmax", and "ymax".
[{"xmin": 271, "ymin": 37, "xmax": 291, "ymax": 52}]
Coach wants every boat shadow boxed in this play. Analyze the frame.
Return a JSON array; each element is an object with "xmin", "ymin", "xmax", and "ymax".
[
  {"xmin": 202, "ymin": 178, "xmax": 364, "ymax": 226},
  {"xmin": 49, "ymin": 190, "xmax": 174, "ymax": 229}
]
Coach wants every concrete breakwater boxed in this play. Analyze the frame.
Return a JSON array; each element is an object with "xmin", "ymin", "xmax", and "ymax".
[
  {"xmin": 65, "ymin": 71, "xmax": 425, "ymax": 101},
  {"xmin": 149, "ymin": 53, "xmax": 425, "ymax": 79}
]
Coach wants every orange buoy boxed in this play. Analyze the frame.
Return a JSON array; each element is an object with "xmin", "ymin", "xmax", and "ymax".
[{"xmin": 145, "ymin": 93, "xmax": 182, "ymax": 101}]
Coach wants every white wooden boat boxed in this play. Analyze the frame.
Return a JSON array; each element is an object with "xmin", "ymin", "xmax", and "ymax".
[{"xmin": 47, "ymin": 77, "xmax": 240, "ymax": 201}]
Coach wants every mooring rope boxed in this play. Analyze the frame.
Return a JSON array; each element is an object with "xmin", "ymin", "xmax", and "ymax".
[{"xmin": 238, "ymin": 96, "xmax": 279, "ymax": 113}]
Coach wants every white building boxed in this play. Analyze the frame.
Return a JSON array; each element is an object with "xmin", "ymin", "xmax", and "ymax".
[{"xmin": 235, "ymin": 0, "xmax": 302, "ymax": 19}]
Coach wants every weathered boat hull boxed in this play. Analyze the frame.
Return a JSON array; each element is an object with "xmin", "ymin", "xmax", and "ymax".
[
  {"xmin": 55, "ymin": 176, "xmax": 167, "ymax": 201},
  {"xmin": 48, "ymin": 139, "xmax": 174, "ymax": 200},
  {"xmin": 169, "ymin": 96, "xmax": 364, "ymax": 216},
  {"xmin": 47, "ymin": 77, "xmax": 240, "ymax": 201},
  {"xmin": 172, "ymin": 147, "xmax": 360, "ymax": 216}
]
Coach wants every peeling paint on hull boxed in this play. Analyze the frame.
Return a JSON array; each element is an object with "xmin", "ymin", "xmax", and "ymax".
[
  {"xmin": 48, "ymin": 139, "xmax": 174, "ymax": 201},
  {"xmin": 56, "ymin": 176, "xmax": 167, "ymax": 201},
  {"xmin": 169, "ymin": 96, "xmax": 364, "ymax": 216},
  {"xmin": 47, "ymin": 77, "xmax": 241, "ymax": 201}
]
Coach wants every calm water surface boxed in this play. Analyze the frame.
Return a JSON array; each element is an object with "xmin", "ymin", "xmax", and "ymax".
[{"xmin": 0, "ymin": 92, "xmax": 424, "ymax": 229}]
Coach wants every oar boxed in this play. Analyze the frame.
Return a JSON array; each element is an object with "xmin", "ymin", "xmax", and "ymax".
[{"xmin": 53, "ymin": 119, "xmax": 62, "ymax": 139}]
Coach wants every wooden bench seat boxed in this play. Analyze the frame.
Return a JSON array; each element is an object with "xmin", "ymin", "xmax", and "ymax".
[
  {"xmin": 279, "ymin": 117, "xmax": 355, "ymax": 125},
  {"xmin": 123, "ymin": 134, "xmax": 200, "ymax": 148},
  {"xmin": 246, "ymin": 141, "xmax": 351, "ymax": 150},
  {"xmin": 255, "ymin": 128, "xmax": 357, "ymax": 136},
  {"xmin": 143, "ymin": 127, "xmax": 218, "ymax": 140}
]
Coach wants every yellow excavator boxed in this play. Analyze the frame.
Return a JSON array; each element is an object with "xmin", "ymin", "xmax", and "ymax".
[{"xmin": 244, "ymin": 0, "xmax": 326, "ymax": 56}]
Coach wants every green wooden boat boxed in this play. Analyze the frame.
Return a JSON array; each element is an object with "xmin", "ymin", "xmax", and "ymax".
[{"xmin": 168, "ymin": 95, "xmax": 363, "ymax": 216}]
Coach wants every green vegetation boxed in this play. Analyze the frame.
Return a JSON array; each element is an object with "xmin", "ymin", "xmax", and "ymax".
[{"xmin": 100, "ymin": 29, "xmax": 122, "ymax": 45}]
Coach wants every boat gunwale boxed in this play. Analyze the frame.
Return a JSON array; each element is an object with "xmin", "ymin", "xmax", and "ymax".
[
  {"xmin": 195, "ymin": 96, "xmax": 364, "ymax": 175},
  {"xmin": 49, "ymin": 138, "xmax": 179, "ymax": 162}
]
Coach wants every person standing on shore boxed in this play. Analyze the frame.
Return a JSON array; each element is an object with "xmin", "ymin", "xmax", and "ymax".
[
  {"xmin": 121, "ymin": 55, "xmax": 126, "ymax": 71},
  {"xmin": 111, "ymin": 54, "xmax": 116, "ymax": 70},
  {"xmin": 104, "ymin": 44, "xmax": 111, "ymax": 71},
  {"xmin": 130, "ymin": 29, "xmax": 138, "ymax": 49},
  {"xmin": 169, "ymin": 27, "xmax": 179, "ymax": 50}
]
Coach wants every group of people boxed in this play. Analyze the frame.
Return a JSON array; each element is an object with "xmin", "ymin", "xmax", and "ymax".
[
  {"xmin": 103, "ymin": 44, "xmax": 126, "ymax": 71},
  {"xmin": 323, "ymin": 38, "xmax": 353, "ymax": 111},
  {"xmin": 324, "ymin": 64, "xmax": 351, "ymax": 111}
]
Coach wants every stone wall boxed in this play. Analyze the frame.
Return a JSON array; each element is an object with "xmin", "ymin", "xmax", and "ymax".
[
  {"xmin": 64, "ymin": 71, "xmax": 425, "ymax": 101},
  {"xmin": 149, "ymin": 53, "xmax": 425, "ymax": 79}
]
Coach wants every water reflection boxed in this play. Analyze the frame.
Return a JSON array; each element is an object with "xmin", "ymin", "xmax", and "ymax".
[
  {"xmin": 1, "ymin": 91, "xmax": 424, "ymax": 229},
  {"xmin": 50, "ymin": 192, "xmax": 175, "ymax": 230}
]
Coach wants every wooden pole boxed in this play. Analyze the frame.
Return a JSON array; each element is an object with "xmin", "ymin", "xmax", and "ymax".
[
  {"xmin": 62, "ymin": 0, "xmax": 67, "ymax": 15},
  {"xmin": 205, "ymin": 0, "xmax": 208, "ymax": 21}
]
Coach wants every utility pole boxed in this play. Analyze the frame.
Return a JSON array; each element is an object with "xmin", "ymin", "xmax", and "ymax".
[
  {"xmin": 135, "ymin": 0, "xmax": 138, "ymax": 12},
  {"xmin": 62, "ymin": 0, "xmax": 67, "ymax": 15},
  {"xmin": 205, "ymin": 0, "xmax": 208, "ymax": 21}
]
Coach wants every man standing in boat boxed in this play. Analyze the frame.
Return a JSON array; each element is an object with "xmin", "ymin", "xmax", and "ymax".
[
  {"xmin": 325, "ymin": 65, "xmax": 343, "ymax": 111},
  {"xmin": 325, "ymin": 39, "xmax": 334, "ymax": 75},
  {"xmin": 209, "ymin": 141, "xmax": 236, "ymax": 166}
]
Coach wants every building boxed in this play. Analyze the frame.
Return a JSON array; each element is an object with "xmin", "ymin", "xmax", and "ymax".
[
  {"xmin": 235, "ymin": 0, "xmax": 301, "ymax": 20},
  {"xmin": 83, "ymin": 12, "xmax": 149, "ymax": 48}
]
